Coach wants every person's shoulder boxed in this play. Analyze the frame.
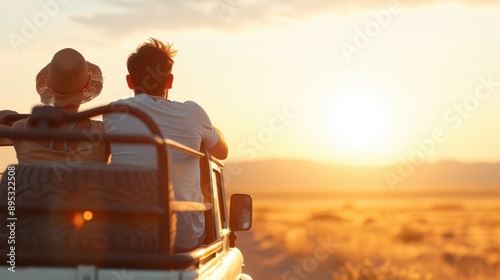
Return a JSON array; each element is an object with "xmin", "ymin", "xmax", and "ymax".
[
  {"xmin": 107, "ymin": 95, "xmax": 146, "ymax": 113},
  {"xmin": 179, "ymin": 101, "xmax": 214, "ymax": 123},
  {"xmin": 169, "ymin": 100, "xmax": 202, "ymax": 112},
  {"xmin": 109, "ymin": 95, "xmax": 139, "ymax": 105},
  {"xmin": 173, "ymin": 100, "xmax": 196, "ymax": 106},
  {"xmin": 182, "ymin": 100, "xmax": 202, "ymax": 108}
]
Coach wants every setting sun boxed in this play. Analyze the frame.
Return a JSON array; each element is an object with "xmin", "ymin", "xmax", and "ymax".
[{"xmin": 316, "ymin": 88, "xmax": 395, "ymax": 164}]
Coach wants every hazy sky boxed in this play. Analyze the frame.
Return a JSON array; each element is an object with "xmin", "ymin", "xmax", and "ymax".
[{"xmin": 1, "ymin": 0, "xmax": 500, "ymax": 166}]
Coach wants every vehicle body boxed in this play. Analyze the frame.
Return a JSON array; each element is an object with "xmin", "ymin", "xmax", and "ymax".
[{"xmin": 0, "ymin": 105, "xmax": 253, "ymax": 280}]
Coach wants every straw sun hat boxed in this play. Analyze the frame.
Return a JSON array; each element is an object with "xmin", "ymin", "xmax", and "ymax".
[{"xmin": 36, "ymin": 48, "xmax": 103, "ymax": 107}]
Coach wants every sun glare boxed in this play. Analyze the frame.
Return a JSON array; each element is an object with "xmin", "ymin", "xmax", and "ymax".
[
  {"xmin": 83, "ymin": 210, "xmax": 93, "ymax": 221},
  {"xmin": 320, "ymin": 90, "xmax": 394, "ymax": 161}
]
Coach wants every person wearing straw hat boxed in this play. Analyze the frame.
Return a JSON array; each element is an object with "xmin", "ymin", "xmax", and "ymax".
[{"xmin": 10, "ymin": 48, "xmax": 108, "ymax": 163}]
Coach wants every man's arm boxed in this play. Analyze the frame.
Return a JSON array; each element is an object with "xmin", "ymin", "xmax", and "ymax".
[
  {"xmin": 209, "ymin": 127, "xmax": 228, "ymax": 160},
  {"xmin": 0, "ymin": 110, "xmax": 19, "ymax": 127}
]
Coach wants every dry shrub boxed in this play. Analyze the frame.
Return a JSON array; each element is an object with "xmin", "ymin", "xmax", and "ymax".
[
  {"xmin": 415, "ymin": 218, "xmax": 427, "ymax": 224},
  {"xmin": 308, "ymin": 211, "xmax": 346, "ymax": 222},
  {"xmin": 363, "ymin": 218, "xmax": 376, "ymax": 225},
  {"xmin": 344, "ymin": 203, "xmax": 354, "ymax": 210},
  {"xmin": 442, "ymin": 252, "xmax": 456, "ymax": 264},
  {"xmin": 454, "ymin": 255, "xmax": 490, "ymax": 279},
  {"xmin": 397, "ymin": 226, "xmax": 425, "ymax": 243},
  {"xmin": 429, "ymin": 203, "xmax": 464, "ymax": 211},
  {"xmin": 441, "ymin": 231, "xmax": 455, "ymax": 239}
]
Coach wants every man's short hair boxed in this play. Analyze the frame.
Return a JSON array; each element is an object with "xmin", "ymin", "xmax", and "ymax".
[{"xmin": 127, "ymin": 38, "xmax": 177, "ymax": 96}]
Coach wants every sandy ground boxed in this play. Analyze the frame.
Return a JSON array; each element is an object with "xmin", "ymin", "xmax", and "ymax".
[
  {"xmin": 234, "ymin": 194, "xmax": 500, "ymax": 280},
  {"xmin": 237, "ymin": 230, "xmax": 292, "ymax": 280}
]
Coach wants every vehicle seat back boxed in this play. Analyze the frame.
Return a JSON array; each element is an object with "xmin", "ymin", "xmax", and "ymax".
[{"xmin": 0, "ymin": 162, "xmax": 177, "ymax": 267}]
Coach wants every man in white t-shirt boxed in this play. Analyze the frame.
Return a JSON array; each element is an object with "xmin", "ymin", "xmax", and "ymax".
[{"xmin": 104, "ymin": 38, "xmax": 228, "ymax": 252}]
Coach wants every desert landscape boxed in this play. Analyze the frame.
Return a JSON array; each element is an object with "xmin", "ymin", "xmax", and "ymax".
[
  {"xmin": 235, "ymin": 191, "xmax": 500, "ymax": 280},
  {"xmin": 2, "ymin": 2, "xmax": 500, "ymax": 279},
  {"xmin": 3, "ymin": 147, "xmax": 500, "ymax": 279}
]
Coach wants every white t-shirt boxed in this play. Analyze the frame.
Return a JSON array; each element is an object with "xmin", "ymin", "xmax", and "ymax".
[{"xmin": 104, "ymin": 93, "xmax": 219, "ymax": 249}]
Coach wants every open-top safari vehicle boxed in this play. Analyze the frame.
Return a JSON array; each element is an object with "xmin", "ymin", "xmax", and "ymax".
[{"xmin": 0, "ymin": 105, "xmax": 253, "ymax": 280}]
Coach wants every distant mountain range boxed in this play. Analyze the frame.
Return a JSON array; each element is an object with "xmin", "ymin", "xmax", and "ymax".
[{"xmin": 223, "ymin": 159, "xmax": 500, "ymax": 193}]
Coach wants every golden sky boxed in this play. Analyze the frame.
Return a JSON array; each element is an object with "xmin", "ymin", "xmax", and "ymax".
[{"xmin": 1, "ymin": 0, "xmax": 500, "ymax": 166}]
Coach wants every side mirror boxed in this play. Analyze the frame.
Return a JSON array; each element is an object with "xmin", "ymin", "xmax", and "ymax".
[{"xmin": 229, "ymin": 194, "xmax": 252, "ymax": 231}]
